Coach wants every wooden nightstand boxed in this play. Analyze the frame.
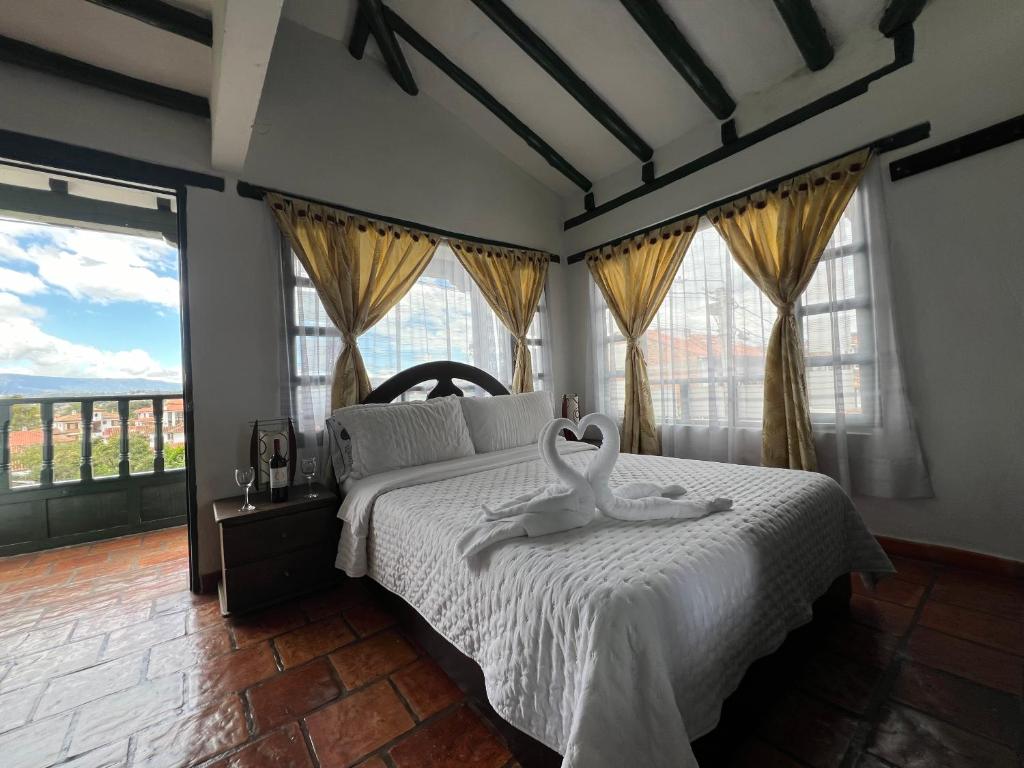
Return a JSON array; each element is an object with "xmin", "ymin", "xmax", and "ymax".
[{"xmin": 213, "ymin": 483, "xmax": 341, "ymax": 616}]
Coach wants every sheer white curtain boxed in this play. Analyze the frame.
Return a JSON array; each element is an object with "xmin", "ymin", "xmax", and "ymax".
[
  {"xmin": 588, "ymin": 160, "xmax": 931, "ymax": 498},
  {"xmin": 282, "ymin": 240, "xmax": 552, "ymax": 455}
]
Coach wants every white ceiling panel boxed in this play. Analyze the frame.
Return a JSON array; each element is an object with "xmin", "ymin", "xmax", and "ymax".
[{"xmin": 0, "ymin": 0, "xmax": 212, "ymax": 97}]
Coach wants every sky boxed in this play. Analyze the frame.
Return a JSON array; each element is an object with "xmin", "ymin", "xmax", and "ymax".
[{"xmin": 0, "ymin": 217, "xmax": 183, "ymax": 383}]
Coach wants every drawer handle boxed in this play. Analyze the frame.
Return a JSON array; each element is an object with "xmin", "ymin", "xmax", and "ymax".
[
  {"xmin": 280, "ymin": 531, "xmax": 289, "ymax": 539},
  {"xmin": 283, "ymin": 569, "xmax": 292, "ymax": 578}
]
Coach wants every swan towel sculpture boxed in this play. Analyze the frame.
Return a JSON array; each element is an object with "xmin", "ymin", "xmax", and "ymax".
[{"xmin": 457, "ymin": 413, "xmax": 733, "ymax": 559}]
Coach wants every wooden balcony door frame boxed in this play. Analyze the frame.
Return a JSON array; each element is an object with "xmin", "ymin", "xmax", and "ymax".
[{"xmin": 0, "ymin": 130, "xmax": 224, "ymax": 593}]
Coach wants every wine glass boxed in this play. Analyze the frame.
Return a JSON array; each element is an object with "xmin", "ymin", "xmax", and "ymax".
[
  {"xmin": 301, "ymin": 456, "xmax": 318, "ymax": 499},
  {"xmin": 234, "ymin": 467, "xmax": 255, "ymax": 511}
]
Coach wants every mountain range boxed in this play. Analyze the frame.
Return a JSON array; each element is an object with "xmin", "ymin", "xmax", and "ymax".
[{"xmin": 0, "ymin": 374, "xmax": 181, "ymax": 398}]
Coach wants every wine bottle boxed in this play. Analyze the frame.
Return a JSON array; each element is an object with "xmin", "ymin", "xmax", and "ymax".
[{"xmin": 269, "ymin": 438, "xmax": 288, "ymax": 503}]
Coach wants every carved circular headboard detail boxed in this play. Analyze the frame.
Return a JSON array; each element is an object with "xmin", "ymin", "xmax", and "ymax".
[{"xmin": 361, "ymin": 361, "xmax": 510, "ymax": 404}]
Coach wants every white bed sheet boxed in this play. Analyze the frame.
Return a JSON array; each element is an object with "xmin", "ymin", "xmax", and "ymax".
[{"xmin": 335, "ymin": 445, "xmax": 892, "ymax": 768}]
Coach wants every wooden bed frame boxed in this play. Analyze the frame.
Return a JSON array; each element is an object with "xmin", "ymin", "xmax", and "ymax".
[{"xmin": 339, "ymin": 360, "xmax": 852, "ymax": 767}]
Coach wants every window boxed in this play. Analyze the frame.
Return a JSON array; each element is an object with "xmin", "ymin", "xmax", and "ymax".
[
  {"xmin": 592, "ymin": 187, "xmax": 874, "ymax": 429},
  {"xmin": 284, "ymin": 241, "xmax": 549, "ymax": 437}
]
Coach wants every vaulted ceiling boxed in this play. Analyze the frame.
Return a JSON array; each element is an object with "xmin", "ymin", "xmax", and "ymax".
[
  {"xmin": 287, "ymin": 0, "xmax": 896, "ymax": 197},
  {"xmin": 0, "ymin": 0, "xmax": 925, "ymax": 201}
]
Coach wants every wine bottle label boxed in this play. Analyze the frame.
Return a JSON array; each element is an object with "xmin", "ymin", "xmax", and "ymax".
[{"xmin": 269, "ymin": 466, "xmax": 287, "ymax": 488}]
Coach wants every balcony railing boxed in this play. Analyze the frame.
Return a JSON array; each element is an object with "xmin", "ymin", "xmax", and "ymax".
[{"xmin": 0, "ymin": 394, "xmax": 187, "ymax": 555}]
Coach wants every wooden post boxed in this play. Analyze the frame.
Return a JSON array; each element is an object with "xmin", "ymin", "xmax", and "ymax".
[
  {"xmin": 80, "ymin": 400, "xmax": 93, "ymax": 482},
  {"xmin": 0, "ymin": 403, "xmax": 10, "ymax": 491},
  {"xmin": 153, "ymin": 398, "xmax": 165, "ymax": 473},
  {"xmin": 118, "ymin": 399, "xmax": 131, "ymax": 478},
  {"xmin": 40, "ymin": 401, "xmax": 54, "ymax": 486}
]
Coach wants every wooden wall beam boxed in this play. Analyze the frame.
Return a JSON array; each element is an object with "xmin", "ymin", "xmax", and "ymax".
[
  {"xmin": 0, "ymin": 35, "xmax": 209, "ymax": 117},
  {"xmin": 879, "ymin": 0, "xmax": 928, "ymax": 37},
  {"xmin": 470, "ymin": 0, "xmax": 652, "ymax": 161},
  {"xmin": 85, "ymin": 0, "xmax": 212, "ymax": 46},
  {"xmin": 772, "ymin": 0, "xmax": 834, "ymax": 71},
  {"xmin": 618, "ymin": 0, "xmax": 735, "ymax": 119},
  {"xmin": 384, "ymin": 7, "xmax": 591, "ymax": 192},
  {"xmin": 358, "ymin": 0, "xmax": 417, "ymax": 95}
]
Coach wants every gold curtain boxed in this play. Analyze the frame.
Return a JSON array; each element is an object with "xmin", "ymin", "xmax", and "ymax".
[
  {"xmin": 585, "ymin": 217, "xmax": 699, "ymax": 454},
  {"xmin": 710, "ymin": 149, "xmax": 871, "ymax": 470},
  {"xmin": 450, "ymin": 241, "xmax": 549, "ymax": 393},
  {"xmin": 266, "ymin": 193, "xmax": 439, "ymax": 409}
]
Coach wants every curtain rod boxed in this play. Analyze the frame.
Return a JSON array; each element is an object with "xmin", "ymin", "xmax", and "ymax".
[
  {"xmin": 565, "ymin": 122, "xmax": 930, "ymax": 264},
  {"xmin": 236, "ymin": 180, "xmax": 560, "ymax": 263}
]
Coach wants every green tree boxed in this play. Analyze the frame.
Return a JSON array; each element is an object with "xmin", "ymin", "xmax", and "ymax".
[{"xmin": 9, "ymin": 433, "xmax": 181, "ymax": 482}]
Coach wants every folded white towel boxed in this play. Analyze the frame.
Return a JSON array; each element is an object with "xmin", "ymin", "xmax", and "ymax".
[
  {"xmin": 458, "ymin": 414, "xmax": 733, "ymax": 559},
  {"xmin": 458, "ymin": 419, "xmax": 597, "ymax": 559},
  {"xmin": 581, "ymin": 413, "xmax": 733, "ymax": 521}
]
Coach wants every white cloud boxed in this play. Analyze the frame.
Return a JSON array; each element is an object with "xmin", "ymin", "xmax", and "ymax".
[
  {"xmin": 0, "ymin": 291, "xmax": 179, "ymax": 381},
  {"xmin": 0, "ymin": 265, "xmax": 47, "ymax": 295},
  {"xmin": 0, "ymin": 219, "xmax": 180, "ymax": 308}
]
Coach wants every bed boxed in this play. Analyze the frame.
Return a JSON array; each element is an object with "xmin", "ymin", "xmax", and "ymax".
[{"xmin": 328, "ymin": 361, "xmax": 893, "ymax": 768}]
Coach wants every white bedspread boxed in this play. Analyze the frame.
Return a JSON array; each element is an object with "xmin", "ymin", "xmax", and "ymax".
[{"xmin": 335, "ymin": 445, "xmax": 892, "ymax": 768}]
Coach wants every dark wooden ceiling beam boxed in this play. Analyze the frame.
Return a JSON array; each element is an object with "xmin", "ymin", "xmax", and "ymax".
[
  {"xmin": 84, "ymin": 0, "xmax": 212, "ymax": 47},
  {"xmin": 618, "ymin": 0, "xmax": 734, "ymax": 120},
  {"xmin": 879, "ymin": 0, "xmax": 928, "ymax": 37},
  {"xmin": 358, "ymin": 0, "xmax": 417, "ymax": 95},
  {"xmin": 348, "ymin": 9, "xmax": 371, "ymax": 59},
  {"xmin": 470, "ymin": 0, "xmax": 652, "ymax": 162},
  {"xmin": 383, "ymin": 7, "xmax": 591, "ymax": 192},
  {"xmin": 772, "ymin": 0, "xmax": 834, "ymax": 71},
  {"xmin": 0, "ymin": 35, "xmax": 209, "ymax": 117}
]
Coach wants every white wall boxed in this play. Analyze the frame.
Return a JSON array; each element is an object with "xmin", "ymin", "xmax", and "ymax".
[
  {"xmin": 0, "ymin": 17, "xmax": 567, "ymax": 577},
  {"xmin": 559, "ymin": 0, "xmax": 1024, "ymax": 561}
]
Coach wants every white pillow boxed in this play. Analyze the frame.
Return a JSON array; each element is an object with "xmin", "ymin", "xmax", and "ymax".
[
  {"xmin": 331, "ymin": 395, "xmax": 475, "ymax": 480},
  {"xmin": 460, "ymin": 391, "xmax": 554, "ymax": 453}
]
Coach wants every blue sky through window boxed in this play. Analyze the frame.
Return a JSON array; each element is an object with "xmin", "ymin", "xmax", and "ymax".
[{"xmin": 0, "ymin": 217, "xmax": 182, "ymax": 391}]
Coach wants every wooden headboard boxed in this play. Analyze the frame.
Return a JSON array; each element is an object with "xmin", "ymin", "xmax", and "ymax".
[{"xmin": 361, "ymin": 361, "xmax": 510, "ymax": 404}]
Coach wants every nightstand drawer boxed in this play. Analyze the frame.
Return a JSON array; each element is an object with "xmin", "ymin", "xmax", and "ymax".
[
  {"xmin": 221, "ymin": 506, "xmax": 339, "ymax": 567},
  {"xmin": 221, "ymin": 544, "xmax": 336, "ymax": 614}
]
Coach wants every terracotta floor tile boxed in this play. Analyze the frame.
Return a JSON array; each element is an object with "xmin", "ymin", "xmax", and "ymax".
[
  {"xmin": 887, "ymin": 556, "xmax": 936, "ymax": 585},
  {"xmin": 329, "ymin": 629, "xmax": 418, "ymax": 690},
  {"xmin": 355, "ymin": 758, "xmax": 388, "ymax": 768},
  {"xmin": 0, "ymin": 682, "xmax": 44, "ymax": 734},
  {"xmin": 867, "ymin": 703, "xmax": 1016, "ymax": 768},
  {"xmin": 723, "ymin": 739, "xmax": 804, "ymax": 767},
  {"xmin": 0, "ymin": 634, "xmax": 104, "ymax": 693},
  {"xmin": 208, "ymin": 722, "xmax": 315, "ymax": 768},
  {"xmin": 906, "ymin": 626, "xmax": 1023, "ymax": 694},
  {"xmin": 71, "ymin": 557, "xmax": 135, "ymax": 580},
  {"xmin": 389, "ymin": 706, "xmax": 511, "ymax": 768},
  {"xmin": 49, "ymin": 551, "xmax": 112, "ymax": 574},
  {"xmin": 299, "ymin": 582, "xmax": 371, "ymax": 622},
  {"xmin": 187, "ymin": 642, "xmax": 279, "ymax": 708},
  {"xmin": 68, "ymin": 673, "xmax": 185, "ymax": 755},
  {"xmin": 148, "ymin": 625, "xmax": 233, "ymax": 679},
  {"xmin": 0, "ymin": 621, "xmax": 75, "ymax": 661},
  {"xmin": 849, "ymin": 595, "xmax": 915, "ymax": 636},
  {"xmin": 34, "ymin": 651, "xmax": 145, "ymax": 718},
  {"xmin": 757, "ymin": 691, "xmax": 859, "ymax": 768},
  {"xmin": 60, "ymin": 740, "xmax": 129, "ymax": 768},
  {"xmin": 795, "ymin": 650, "xmax": 882, "ymax": 714},
  {"xmin": 918, "ymin": 599, "xmax": 1024, "ymax": 656},
  {"xmin": 88, "ymin": 534, "xmax": 145, "ymax": 555},
  {"xmin": 188, "ymin": 598, "xmax": 228, "ymax": 633},
  {"xmin": 852, "ymin": 575, "xmax": 926, "ymax": 608},
  {"xmin": 102, "ymin": 612, "xmax": 186, "ymax": 661},
  {"xmin": 890, "ymin": 662, "xmax": 1021, "ymax": 747},
  {"xmin": 3, "ymin": 569, "xmax": 72, "ymax": 595},
  {"xmin": 0, "ymin": 713, "xmax": 73, "ymax": 768},
  {"xmin": 249, "ymin": 657, "xmax": 342, "ymax": 733},
  {"xmin": 275, "ymin": 616, "xmax": 355, "ymax": 669},
  {"xmin": 343, "ymin": 601, "xmax": 397, "ymax": 637},
  {"xmin": 306, "ymin": 680, "xmax": 415, "ymax": 767},
  {"xmin": 133, "ymin": 694, "xmax": 249, "ymax": 768},
  {"xmin": 930, "ymin": 571, "xmax": 1024, "ymax": 621},
  {"xmin": 391, "ymin": 658, "xmax": 463, "ymax": 720},
  {"xmin": 71, "ymin": 601, "xmax": 153, "ymax": 640},
  {"xmin": 231, "ymin": 604, "xmax": 308, "ymax": 648}
]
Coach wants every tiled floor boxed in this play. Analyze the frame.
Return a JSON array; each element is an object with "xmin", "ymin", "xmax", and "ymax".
[{"xmin": 0, "ymin": 530, "xmax": 1021, "ymax": 768}]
